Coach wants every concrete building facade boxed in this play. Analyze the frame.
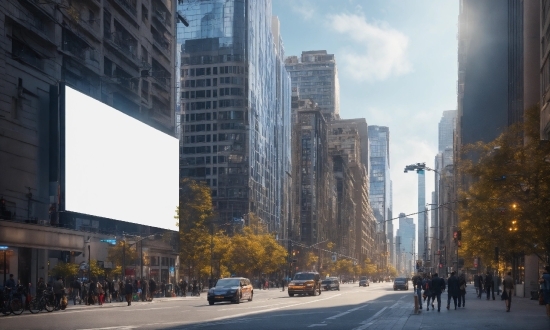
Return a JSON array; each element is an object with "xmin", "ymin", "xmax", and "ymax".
[{"xmin": 0, "ymin": 0, "xmax": 179, "ymax": 288}]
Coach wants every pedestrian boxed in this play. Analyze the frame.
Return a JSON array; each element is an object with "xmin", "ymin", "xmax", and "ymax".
[
  {"xmin": 182, "ymin": 280, "xmax": 188, "ymax": 297},
  {"xmin": 161, "ymin": 281, "xmax": 166, "ymax": 297},
  {"xmin": 540, "ymin": 266, "xmax": 550, "ymax": 317},
  {"xmin": 53, "ymin": 276, "xmax": 65, "ymax": 309},
  {"xmin": 118, "ymin": 280, "xmax": 124, "ymax": 302},
  {"xmin": 149, "ymin": 278, "xmax": 156, "ymax": 301},
  {"xmin": 429, "ymin": 273, "xmax": 445, "ymax": 312},
  {"xmin": 446, "ymin": 272, "xmax": 459, "ymax": 310},
  {"xmin": 5, "ymin": 274, "xmax": 16, "ymax": 290},
  {"xmin": 97, "ymin": 280, "xmax": 104, "ymax": 305},
  {"xmin": 281, "ymin": 278, "xmax": 285, "ymax": 292},
  {"xmin": 458, "ymin": 273, "xmax": 467, "ymax": 308},
  {"xmin": 89, "ymin": 280, "xmax": 97, "ymax": 305},
  {"xmin": 476, "ymin": 273, "xmax": 484, "ymax": 298},
  {"xmin": 141, "ymin": 279, "xmax": 148, "ymax": 301},
  {"xmin": 413, "ymin": 274, "xmax": 423, "ymax": 310},
  {"xmin": 473, "ymin": 274, "xmax": 479, "ymax": 296},
  {"xmin": 423, "ymin": 275, "xmax": 434, "ymax": 311},
  {"xmin": 485, "ymin": 272, "xmax": 495, "ymax": 300},
  {"xmin": 124, "ymin": 280, "xmax": 133, "ymax": 306},
  {"xmin": 71, "ymin": 278, "xmax": 81, "ymax": 305},
  {"xmin": 502, "ymin": 271, "xmax": 514, "ymax": 312}
]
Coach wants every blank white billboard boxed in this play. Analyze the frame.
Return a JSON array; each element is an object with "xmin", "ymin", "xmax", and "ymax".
[{"xmin": 64, "ymin": 86, "xmax": 179, "ymax": 231}]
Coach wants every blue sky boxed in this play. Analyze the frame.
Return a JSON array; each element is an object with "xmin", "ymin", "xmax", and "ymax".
[{"xmin": 273, "ymin": 0, "xmax": 459, "ymax": 237}]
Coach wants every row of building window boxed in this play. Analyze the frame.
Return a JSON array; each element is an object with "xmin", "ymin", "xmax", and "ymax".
[
  {"xmin": 182, "ymin": 76, "xmax": 245, "ymax": 88},
  {"xmin": 182, "ymin": 100, "xmax": 247, "ymax": 111},
  {"xmin": 181, "ymin": 111, "xmax": 246, "ymax": 123},
  {"xmin": 180, "ymin": 166, "xmax": 248, "ymax": 176},
  {"xmin": 181, "ymin": 87, "xmax": 244, "ymax": 99},
  {"xmin": 181, "ymin": 54, "xmax": 244, "ymax": 65},
  {"xmin": 182, "ymin": 66, "xmax": 246, "ymax": 77}
]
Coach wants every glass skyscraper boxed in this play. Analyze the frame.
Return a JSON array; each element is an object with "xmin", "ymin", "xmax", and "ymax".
[
  {"xmin": 368, "ymin": 126, "xmax": 391, "ymax": 233},
  {"xmin": 177, "ymin": 0, "xmax": 291, "ymax": 235}
]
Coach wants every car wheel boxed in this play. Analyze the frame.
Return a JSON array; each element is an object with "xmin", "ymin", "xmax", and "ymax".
[
  {"xmin": 288, "ymin": 293, "xmax": 294, "ymax": 297},
  {"xmin": 248, "ymin": 292, "xmax": 253, "ymax": 302},
  {"xmin": 208, "ymin": 300, "xmax": 214, "ymax": 305}
]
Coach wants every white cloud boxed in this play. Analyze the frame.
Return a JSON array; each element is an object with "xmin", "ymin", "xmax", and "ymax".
[
  {"xmin": 327, "ymin": 13, "xmax": 412, "ymax": 82},
  {"xmin": 290, "ymin": 1, "xmax": 316, "ymax": 21}
]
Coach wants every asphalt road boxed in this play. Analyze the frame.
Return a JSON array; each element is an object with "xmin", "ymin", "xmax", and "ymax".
[
  {"xmin": 0, "ymin": 282, "xmax": 413, "ymax": 330},
  {"xmin": 4, "ymin": 282, "xmax": 549, "ymax": 329}
]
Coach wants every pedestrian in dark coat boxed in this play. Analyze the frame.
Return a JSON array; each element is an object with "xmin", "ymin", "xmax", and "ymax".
[
  {"xmin": 124, "ymin": 280, "xmax": 133, "ymax": 306},
  {"xmin": 446, "ymin": 272, "xmax": 459, "ymax": 310},
  {"xmin": 476, "ymin": 274, "xmax": 484, "ymax": 298},
  {"xmin": 485, "ymin": 272, "xmax": 495, "ymax": 300},
  {"xmin": 458, "ymin": 274, "xmax": 467, "ymax": 308},
  {"xmin": 429, "ymin": 273, "xmax": 446, "ymax": 312},
  {"xmin": 149, "ymin": 279, "xmax": 156, "ymax": 300}
]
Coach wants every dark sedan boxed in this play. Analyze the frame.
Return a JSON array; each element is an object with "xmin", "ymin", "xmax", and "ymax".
[
  {"xmin": 359, "ymin": 276, "xmax": 370, "ymax": 287},
  {"xmin": 321, "ymin": 279, "xmax": 340, "ymax": 291},
  {"xmin": 393, "ymin": 277, "xmax": 409, "ymax": 291},
  {"xmin": 207, "ymin": 277, "xmax": 253, "ymax": 305}
]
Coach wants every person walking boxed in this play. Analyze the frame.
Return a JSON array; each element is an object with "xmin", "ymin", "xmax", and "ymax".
[
  {"xmin": 430, "ymin": 273, "xmax": 446, "ymax": 312},
  {"xmin": 88, "ymin": 280, "xmax": 97, "ymax": 305},
  {"xmin": 458, "ymin": 273, "xmax": 467, "ymax": 308},
  {"xmin": 540, "ymin": 266, "xmax": 550, "ymax": 317},
  {"xmin": 281, "ymin": 278, "xmax": 285, "ymax": 292},
  {"xmin": 141, "ymin": 279, "xmax": 148, "ymax": 302},
  {"xmin": 149, "ymin": 278, "xmax": 156, "ymax": 300},
  {"xmin": 446, "ymin": 272, "xmax": 459, "ymax": 310},
  {"xmin": 423, "ymin": 275, "xmax": 434, "ymax": 311},
  {"xmin": 485, "ymin": 272, "xmax": 495, "ymax": 300},
  {"xmin": 97, "ymin": 280, "xmax": 104, "ymax": 306},
  {"xmin": 413, "ymin": 274, "xmax": 423, "ymax": 310},
  {"xmin": 124, "ymin": 280, "xmax": 133, "ymax": 306},
  {"xmin": 473, "ymin": 274, "xmax": 479, "ymax": 296},
  {"xmin": 72, "ymin": 278, "xmax": 82, "ymax": 305},
  {"xmin": 476, "ymin": 273, "xmax": 484, "ymax": 299},
  {"xmin": 182, "ymin": 280, "xmax": 188, "ymax": 297},
  {"xmin": 53, "ymin": 276, "xmax": 65, "ymax": 309},
  {"xmin": 502, "ymin": 272, "xmax": 514, "ymax": 312}
]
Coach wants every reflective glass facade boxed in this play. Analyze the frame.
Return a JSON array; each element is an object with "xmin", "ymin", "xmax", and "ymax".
[
  {"xmin": 177, "ymin": 0, "xmax": 291, "ymax": 235},
  {"xmin": 368, "ymin": 126, "xmax": 391, "ymax": 234}
]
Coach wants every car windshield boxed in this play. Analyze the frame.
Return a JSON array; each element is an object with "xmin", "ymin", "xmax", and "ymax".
[
  {"xmin": 294, "ymin": 273, "xmax": 315, "ymax": 280},
  {"xmin": 215, "ymin": 278, "xmax": 240, "ymax": 287},
  {"xmin": 321, "ymin": 280, "xmax": 332, "ymax": 284},
  {"xmin": 360, "ymin": 276, "xmax": 367, "ymax": 280},
  {"xmin": 395, "ymin": 278, "xmax": 406, "ymax": 282}
]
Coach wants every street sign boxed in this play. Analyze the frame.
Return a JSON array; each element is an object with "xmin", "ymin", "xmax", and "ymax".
[
  {"xmin": 331, "ymin": 254, "xmax": 337, "ymax": 262},
  {"xmin": 100, "ymin": 239, "xmax": 117, "ymax": 245}
]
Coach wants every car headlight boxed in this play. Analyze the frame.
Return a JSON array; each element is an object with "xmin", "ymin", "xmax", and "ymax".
[
  {"xmin": 289, "ymin": 282, "xmax": 296, "ymax": 286},
  {"xmin": 306, "ymin": 283, "xmax": 313, "ymax": 287}
]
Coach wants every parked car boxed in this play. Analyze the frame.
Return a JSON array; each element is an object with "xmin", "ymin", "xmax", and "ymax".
[
  {"xmin": 393, "ymin": 277, "xmax": 409, "ymax": 291},
  {"xmin": 207, "ymin": 277, "xmax": 253, "ymax": 305},
  {"xmin": 321, "ymin": 278, "xmax": 340, "ymax": 291},
  {"xmin": 359, "ymin": 276, "xmax": 370, "ymax": 287},
  {"xmin": 288, "ymin": 272, "xmax": 322, "ymax": 297}
]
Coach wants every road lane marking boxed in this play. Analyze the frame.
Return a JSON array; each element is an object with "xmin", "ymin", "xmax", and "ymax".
[
  {"xmin": 179, "ymin": 294, "xmax": 342, "ymax": 328},
  {"xmin": 352, "ymin": 306, "xmax": 388, "ymax": 330},
  {"xmin": 389, "ymin": 302, "xmax": 399, "ymax": 309},
  {"xmin": 308, "ymin": 324, "xmax": 327, "ymax": 327},
  {"xmin": 325, "ymin": 304, "xmax": 369, "ymax": 320}
]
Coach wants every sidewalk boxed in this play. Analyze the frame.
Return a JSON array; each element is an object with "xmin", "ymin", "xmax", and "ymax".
[{"xmin": 402, "ymin": 286, "xmax": 550, "ymax": 329}]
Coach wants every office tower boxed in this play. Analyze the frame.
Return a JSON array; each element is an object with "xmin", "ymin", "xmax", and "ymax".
[
  {"xmin": 388, "ymin": 181, "xmax": 394, "ymax": 267},
  {"xmin": 397, "ymin": 213, "xmax": 415, "ymax": 276},
  {"xmin": 457, "ymin": 0, "xmax": 523, "ymax": 150},
  {"xmin": 0, "ymin": 0, "xmax": 179, "ymax": 288},
  {"xmin": 328, "ymin": 119, "xmax": 374, "ymax": 261},
  {"xmin": 438, "ymin": 110, "xmax": 457, "ymax": 152},
  {"xmin": 417, "ymin": 170, "xmax": 426, "ymax": 265},
  {"xmin": 285, "ymin": 50, "xmax": 340, "ymax": 121},
  {"xmin": 291, "ymin": 91, "xmax": 332, "ymax": 249},
  {"xmin": 178, "ymin": 0, "xmax": 292, "ymax": 236},
  {"xmin": 368, "ymin": 125, "xmax": 391, "ymax": 271}
]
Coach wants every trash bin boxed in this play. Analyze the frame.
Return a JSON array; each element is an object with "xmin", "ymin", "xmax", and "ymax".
[{"xmin": 165, "ymin": 283, "xmax": 173, "ymax": 297}]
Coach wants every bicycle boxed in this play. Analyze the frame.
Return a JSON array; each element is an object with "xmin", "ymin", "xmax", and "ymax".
[{"xmin": 0, "ymin": 286, "xmax": 25, "ymax": 315}]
